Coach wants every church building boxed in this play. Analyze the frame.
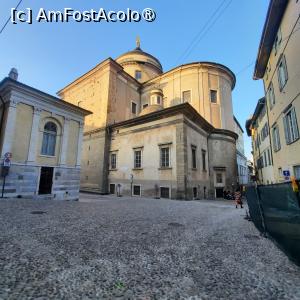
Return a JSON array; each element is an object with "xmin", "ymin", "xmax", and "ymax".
[{"xmin": 58, "ymin": 39, "xmax": 238, "ymax": 199}]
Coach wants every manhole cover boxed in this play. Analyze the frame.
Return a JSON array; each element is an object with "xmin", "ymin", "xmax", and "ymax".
[
  {"xmin": 31, "ymin": 211, "xmax": 47, "ymax": 215},
  {"xmin": 168, "ymin": 222, "xmax": 184, "ymax": 227},
  {"xmin": 244, "ymin": 234, "xmax": 260, "ymax": 240}
]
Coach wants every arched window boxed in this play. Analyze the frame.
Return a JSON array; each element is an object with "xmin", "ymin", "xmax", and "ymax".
[{"xmin": 41, "ymin": 122, "xmax": 57, "ymax": 156}]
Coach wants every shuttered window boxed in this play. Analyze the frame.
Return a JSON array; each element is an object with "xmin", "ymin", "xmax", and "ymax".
[
  {"xmin": 283, "ymin": 107, "xmax": 299, "ymax": 144},
  {"xmin": 267, "ymin": 82, "xmax": 275, "ymax": 110},
  {"xmin": 277, "ymin": 55, "xmax": 288, "ymax": 91},
  {"xmin": 272, "ymin": 125, "xmax": 281, "ymax": 152}
]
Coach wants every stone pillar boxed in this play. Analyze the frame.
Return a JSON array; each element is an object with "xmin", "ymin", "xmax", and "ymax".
[
  {"xmin": 1, "ymin": 99, "xmax": 18, "ymax": 158},
  {"xmin": 27, "ymin": 107, "xmax": 42, "ymax": 162},
  {"xmin": 59, "ymin": 117, "xmax": 70, "ymax": 166},
  {"xmin": 76, "ymin": 122, "xmax": 84, "ymax": 167},
  {"xmin": 175, "ymin": 121, "xmax": 188, "ymax": 200}
]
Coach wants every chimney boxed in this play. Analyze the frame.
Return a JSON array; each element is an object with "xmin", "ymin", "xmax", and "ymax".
[{"xmin": 8, "ymin": 68, "xmax": 18, "ymax": 81}]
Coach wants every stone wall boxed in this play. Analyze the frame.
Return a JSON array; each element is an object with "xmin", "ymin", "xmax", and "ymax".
[{"xmin": 0, "ymin": 163, "xmax": 80, "ymax": 201}]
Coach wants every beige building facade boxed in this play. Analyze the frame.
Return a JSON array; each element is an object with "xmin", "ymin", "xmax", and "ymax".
[
  {"xmin": 0, "ymin": 70, "xmax": 91, "ymax": 200},
  {"xmin": 246, "ymin": 98, "xmax": 275, "ymax": 184},
  {"xmin": 233, "ymin": 117, "xmax": 249, "ymax": 186},
  {"xmin": 59, "ymin": 42, "xmax": 238, "ymax": 199},
  {"xmin": 249, "ymin": 0, "xmax": 300, "ymax": 183}
]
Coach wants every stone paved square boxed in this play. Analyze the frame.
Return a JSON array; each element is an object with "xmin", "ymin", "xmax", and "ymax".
[{"xmin": 0, "ymin": 194, "xmax": 299, "ymax": 299}]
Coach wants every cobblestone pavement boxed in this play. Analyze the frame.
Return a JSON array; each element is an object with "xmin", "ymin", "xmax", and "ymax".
[{"xmin": 0, "ymin": 194, "xmax": 300, "ymax": 300}]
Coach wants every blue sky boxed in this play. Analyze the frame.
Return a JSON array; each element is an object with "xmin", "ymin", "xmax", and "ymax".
[{"xmin": 0, "ymin": 0, "xmax": 269, "ymax": 159}]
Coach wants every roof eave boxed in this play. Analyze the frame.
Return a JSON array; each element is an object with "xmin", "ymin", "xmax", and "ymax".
[{"xmin": 253, "ymin": 0, "xmax": 288, "ymax": 79}]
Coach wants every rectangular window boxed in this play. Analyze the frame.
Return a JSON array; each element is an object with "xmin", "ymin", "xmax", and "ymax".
[
  {"xmin": 135, "ymin": 70, "xmax": 142, "ymax": 80},
  {"xmin": 210, "ymin": 90, "xmax": 218, "ymax": 103},
  {"xmin": 160, "ymin": 187, "xmax": 170, "ymax": 199},
  {"xmin": 134, "ymin": 150, "xmax": 142, "ymax": 168},
  {"xmin": 294, "ymin": 165, "xmax": 300, "ymax": 180},
  {"xmin": 283, "ymin": 108, "xmax": 299, "ymax": 144},
  {"xmin": 182, "ymin": 90, "xmax": 191, "ymax": 103},
  {"xmin": 191, "ymin": 146, "xmax": 197, "ymax": 169},
  {"xmin": 216, "ymin": 173, "xmax": 223, "ymax": 184},
  {"xmin": 110, "ymin": 153, "xmax": 117, "ymax": 169},
  {"xmin": 143, "ymin": 104, "xmax": 148, "ymax": 109},
  {"xmin": 267, "ymin": 83, "xmax": 275, "ymax": 109},
  {"xmin": 133, "ymin": 185, "xmax": 141, "ymax": 196},
  {"xmin": 131, "ymin": 102, "xmax": 137, "ymax": 114},
  {"xmin": 263, "ymin": 151, "xmax": 267, "ymax": 168},
  {"xmin": 156, "ymin": 96, "xmax": 161, "ymax": 105},
  {"xmin": 273, "ymin": 28, "xmax": 282, "ymax": 54},
  {"xmin": 160, "ymin": 146, "xmax": 170, "ymax": 168},
  {"xmin": 272, "ymin": 125, "xmax": 281, "ymax": 152},
  {"xmin": 267, "ymin": 148, "xmax": 272, "ymax": 166},
  {"xmin": 277, "ymin": 55, "xmax": 288, "ymax": 90},
  {"xmin": 202, "ymin": 149, "xmax": 206, "ymax": 170},
  {"xmin": 278, "ymin": 167, "xmax": 282, "ymax": 177}
]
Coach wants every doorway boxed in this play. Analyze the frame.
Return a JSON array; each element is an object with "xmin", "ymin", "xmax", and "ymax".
[
  {"xmin": 38, "ymin": 167, "xmax": 54, "ymax": 195},
  {"xmin": 215, "ymin": 187, "xmax": 224, "ymax": 198}
]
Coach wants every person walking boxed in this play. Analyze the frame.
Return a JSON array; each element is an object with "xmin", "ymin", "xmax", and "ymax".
[{"xmin": 234, "ymin": 188, "xmax": 243, "ymax": 209}]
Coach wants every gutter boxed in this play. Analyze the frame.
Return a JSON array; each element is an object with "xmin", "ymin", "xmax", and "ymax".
[{"xmin": 0, "ymin": 95, "xmax": 5, "ymax": 153}]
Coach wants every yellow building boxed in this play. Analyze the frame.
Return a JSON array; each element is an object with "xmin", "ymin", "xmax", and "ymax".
[
  {"xmin": 246, "ymin": 98, "xmax": 275, "ymax": 184},
  {"xmin": 59, "ymin": 40, "xmax": 238, "ymax": 199},
  {"xmin": 0, "ymin": 69, "xmax": 91, "ymax": 200},
  {"xmin": 250, "ymin": 0, "xmax": 300, "ymax": 183}
]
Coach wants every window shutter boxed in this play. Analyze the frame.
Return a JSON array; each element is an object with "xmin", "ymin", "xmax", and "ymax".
[
  {"xmin": 272, "ymin": 129, "xmax": 277, "ymax": 151},
  {"xmin": 283, "ymin": 115, "xmax": 290, "ymax": 144},
  {"xmin": 291, "ymin": 108, "xmax": 299, "ymax": 140},
  {"xmin": 283, "ymin": 55, "xmax": 288, "ymax": 82}
]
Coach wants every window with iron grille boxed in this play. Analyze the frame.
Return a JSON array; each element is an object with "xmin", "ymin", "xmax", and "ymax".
[
  {"xmin": 160, "ymin": 187, "xmax": 170, "ymax": 198},
  {"xmin": 133, "ymin": 185, "xmax": 141, "ymax": 196}
]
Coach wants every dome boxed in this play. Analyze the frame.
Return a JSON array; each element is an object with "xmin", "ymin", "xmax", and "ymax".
[
  {"xmin": 139, "ymin": 104, "xmax": 163, "ymax": 116},
  {"xmin": 116, "ymin": 47, "xmax": 163, "ymax": 72},
  {"xmin": 116, "ymin": 38, "xmax": 163, "ymax": 82}
]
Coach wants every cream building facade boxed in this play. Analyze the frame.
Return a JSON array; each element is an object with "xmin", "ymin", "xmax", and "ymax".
[
  {"xmin": 246, "ymin": 98, "xmax": 275, "ymax": 184},
  {"xmin": 233, "ymin": 116, "xmax": 248, "ymax": 186},
  {"xmin": 59, "ymin": 41, "xmax": 238, "ymax": 199},
  {"xmin": 0, "ymin": 70, "xmax": 91, "ymax": 200},
  {"xmin": 249, "ymin": 0, "xmax": 300, "ymax": 183}
]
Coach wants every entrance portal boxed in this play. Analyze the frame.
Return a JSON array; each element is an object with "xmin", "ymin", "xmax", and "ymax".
[
  {"xmin": 215, "ymin": 187, "xmax": 224, "ymax": 198},
  {"xmin": 38, "ymin": 167, "xmax": 54, "ymax": 195}
]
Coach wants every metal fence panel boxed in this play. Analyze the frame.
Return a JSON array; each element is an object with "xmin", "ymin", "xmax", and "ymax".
[{"xmin": 246, "ymin": 183, "xmax": 300, "ymax": 265}]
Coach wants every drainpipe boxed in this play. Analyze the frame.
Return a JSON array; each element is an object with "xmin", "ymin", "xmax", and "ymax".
[{"xmin": 0, "ymin": 95, "xmax": 6, "ymax": 153}]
